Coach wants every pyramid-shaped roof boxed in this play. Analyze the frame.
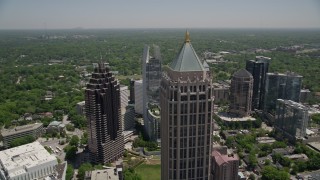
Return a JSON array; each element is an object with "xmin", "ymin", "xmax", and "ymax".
[
  {"xmin": 170, "ymin": 31, "xmax": 205, "ymax": 72},
  {"xmin": 233, "ymin": 69, "xmax": 252, "ymax": 78}
]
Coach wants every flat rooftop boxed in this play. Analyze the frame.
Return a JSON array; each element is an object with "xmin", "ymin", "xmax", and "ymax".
[
  {"xmin": 89, "ymin": 169, "xmax": 120, "ymax": 180},
  {"xmin": 0, "ymin": 141, "xmax": 57, "ymax": 178},
  {"xmin": 217, "ymin": 112, "xmax": 256, "ymax": 122},
  {"xmin": 1, "ymin": 123, "xmax": 43, "ymax": 137}
]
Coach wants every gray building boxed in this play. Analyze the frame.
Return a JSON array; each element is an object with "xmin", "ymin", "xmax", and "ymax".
[
  {"xmin": 160, "ymin": 31, "xmax": 214, "ymax": 180},
  {"xmin": 275, "ymin": 99, "xmax": 308, "ymax": 142},
  {"xmin": 229, "ymin": 69, "xmax": 253, "ymax": 117},
  {"xmin": 76, "ymin": 101, "xmax": 86, "ymax": 115},
  {"xmin": 213, "ymin": 81, "xmax": 230, "ymax": 104},
  {"xmin": 142, "ymin": 45, "xmax": 162, "ymax": 141},
  {"xmin": 264, "ymin": 72, "xmax": 302, "ymax": 115},
  {"xmin": 246, "ymin": 56, "xmax": 270, "ymax": 110},
  {"xmin": 1, "ymin": 123, "xmax": 43, "ymax": 148}
]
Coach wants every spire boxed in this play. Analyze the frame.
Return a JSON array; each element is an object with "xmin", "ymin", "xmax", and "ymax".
[{"xmin": 185, "ymin": 30, "xmax": 190, "ymax": 43}]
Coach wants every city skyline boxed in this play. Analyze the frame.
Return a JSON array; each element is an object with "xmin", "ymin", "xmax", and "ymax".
[{"xmin": 0, "ymin": 0, "xmax": 320, "ymax": 29}]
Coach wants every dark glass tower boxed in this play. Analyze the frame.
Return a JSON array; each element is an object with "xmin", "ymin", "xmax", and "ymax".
[
  {"xmin": 85, "ymin": 62, "xmax": 124, "ymax": 164},
  {"xmin": 245, "ymin": 56, "xmax": 270, "ymax": 110},
  {"xmin": 160, "ymin": 31, "xmax": 214, "ymax": 180}
]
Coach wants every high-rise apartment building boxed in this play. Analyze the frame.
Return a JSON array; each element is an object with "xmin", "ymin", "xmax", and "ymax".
[
  {"xmin": 264, "ymin": 72, "xmax": 302, "ymax": 114},
  {"xmin": 246, "ymin": 56, "xmax": 270, "ymax": 110},
  {"xmin": 142, "ymin": 45, "xmax": 162, "ymax": 141},
  {"xmin": 229, "ymin": 69, "xmax": 253, "ymax": 117},
  {"xmin": 275, "ymin": 99, "xmax": 308, "ymax": 142},
  {"xmin": 211, "ymin": 150, "xmax": 239, "ymax": 180},
  {"xmin": 160, "ymin": 31, "xmax": 214, "ymax": 180},
  {"xmin": 85, "ymin": 62, "xmax": 124, "ymax": 164}
]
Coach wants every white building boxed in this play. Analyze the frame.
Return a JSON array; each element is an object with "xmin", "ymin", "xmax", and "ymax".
[
  {"xmin": 0, "ymin": 142, "xmax": 58, "ymax": 180},
  {"xmin": 134, "ymin": 80, "xmax": 143, "ymax": 115}
]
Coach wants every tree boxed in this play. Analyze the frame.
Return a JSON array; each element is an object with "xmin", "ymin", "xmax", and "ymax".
[
  {"xmin": 261, "ymin": 166, "xmax": 290, "ymax": 180},
  {"xmin": 78, "ymin": 163, "xmax": 93, "ymax": 180},
  {"xmin": 69, "ymin": 135, "xmax": 79, "ymax": 147},
  {"xmin": 124, "ymin": 168, "xmax": 142, "ymax": 180},
  {"xmin": 66, "ymin": 124, "xmax": 75, "ymax": 131},
  {"xmin": 10, "ymin": 135, "xmax": 35, "ymax": 148},
  {"xmin": 64, "ymin": 145, "xmax": 77, "ymax": 160},
  {"xmin": 66, "ymin": 164, "xmax": 74, "ymax": 180}
]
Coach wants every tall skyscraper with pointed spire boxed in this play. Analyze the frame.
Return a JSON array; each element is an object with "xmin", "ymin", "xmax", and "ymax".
[
  {"xmin": 160, "ymin": 31, "xmax": 214, "ymax": 180},
  {"xmin": 85, "ymin": 62, "xmax": 124, "ymax": 164}
]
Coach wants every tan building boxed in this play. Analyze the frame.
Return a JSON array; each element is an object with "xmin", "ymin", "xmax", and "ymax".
[
  {"xmin": 229, "ymin": 69, "xmax": 253, "ymax": 117},
  {"xmin": 211, "ymin": 150, "xmax": 239, "ymax": 180},
  {"xmin": 160, "ymin": 31, "xmax": 214, "ymax": 180}
]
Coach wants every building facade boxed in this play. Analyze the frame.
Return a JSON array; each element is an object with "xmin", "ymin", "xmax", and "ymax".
[
  {"xmin": 0, "ymin": 142, "xmax": 57, "ymax": 180},
  {"xmin": 134, "ymin": 80, "xmax": 143, "ymax": 115},
  {"xmin": 85, "ymin": 62, "xmax": 124, "ymax": 164},
  {"xmin": 142, "ymin": 45, "xmax": 162, "ymax": 140},
  {"xmin": 211, "ymin": 150, "xmax": 239, "ymax": 180},
  {"xmin": 264, "ymin": 72, "xmax": 302, "ymax": 114},
  {"xmin": 160, "ymin": 32, "xmax": 214, "ymax": 180},
  {"xmin": 245, "ymin": 56, "xmax": 270, "ymax": 110},
  {"xmin": 229, "ymin": 69, "xmax": 253, "ymax": 117},
  {"xmin": 1, "ymin": 123, "xmax": 43, "ymax": 148},
  {"xmin": 213, "ymin": 81, "xmax": 230, "ymax": 104},
  {"xmin": 275, "ymin": 99, "xmax": 308, "ymax": 142}
]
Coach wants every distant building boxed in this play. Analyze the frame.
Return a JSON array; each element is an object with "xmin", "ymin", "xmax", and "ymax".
[
  {"xmin": 85, "ymin": 62, "xmax": 124, "ymax": 164},
  {"xmin": 1, "ymin": 123, "xmax": 43, "ymax": 148},
  {"xmin": 47, "ymin": 121, "xmax": 65, "ymax": 134},
  {"xmin": 76, "ymin": 101, "xmax": 86, "ymax": 115},
  {"xmin": 134, "ymin": 80, "xmax": 143, "ymax": 115},
  {"xmin": 213, "ymin": 81, "xmax": 230, "ymax": 104},
  {"xmin": 120, "ymin": 85, "xmax": 130, "ymax": 130},
  {"xmin": 246, "ymin": 56, "xmax": 270, "ymax": 110},
  {"xmin": 0, "ymin": 142, "xmax": 58, "ymax": 180},
  {"xmin": 300, "ymin": 89, "xmax": 311, "ymax": 103},
  {"xmin": 160, "ymin": 31, "xmax": 214, "ymax": 179},
  {"xmin": 264, "ymin": 72, "xmax": 302, "ymax": 115},
  {"xmin": 211, "ymin": 150, "xmax": 239, "ymax": 180},
  {"xmin": 142, "ymin": 45, "xmax": 162, "ymax": 140},
  {"xmin": 146, "ymin": 105, "xmax": 161, "ymax": 141},
  {"xmin": 229, "ymin": 69, "xmax": 253, "ymax": 117},
  {"xmin": 123, "ymin": 104, "xmax": 136, "ymax": 130},
  {"xmin": 275, "ymin": 99, "xmax": 308, "ymax": 142},
  {"xmin": 129, "ymin": 79, "xmax": 135, "ymax": 104}
]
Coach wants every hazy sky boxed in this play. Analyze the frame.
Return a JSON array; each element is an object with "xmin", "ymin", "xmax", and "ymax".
[{"xmin": 0, "ymin": 0, "xmax": 320, "ymax": 29}]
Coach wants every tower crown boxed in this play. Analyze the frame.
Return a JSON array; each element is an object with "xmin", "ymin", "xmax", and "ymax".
[{"xmin": 185, "ymin": 30, "xmax": 190, "ymax": 43}]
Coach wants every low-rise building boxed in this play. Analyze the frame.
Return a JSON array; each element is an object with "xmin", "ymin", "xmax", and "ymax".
[
  {"xmin": 85, "ymin": 167, "xmax": 123, "ymax": 180},
  {"xmin": 76, "ymin": 101, "xmax": 86, "ymax": 115},
  {"xmin": 1, "ymin": 123, "xmax": 43, "ymax": 148},
  {"xmin": 213, "ymin": 81, "xmax": 230, "ymax": 104},
  {"xmin": 211, "ymin": 150, "xmax": 239, "ymax": 180},
  {"xmin": 47, "ymin": 121, "xmax": 65, "ymax": 134},
  {"xmin": 0, "ymin": 142, "xmax": 58, "ymax": 180}
]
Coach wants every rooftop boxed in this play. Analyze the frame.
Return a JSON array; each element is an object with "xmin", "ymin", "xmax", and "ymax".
[
  {"xmin": 87, "ymin": 169, "xmax": 120, "ymax": 180},
  {"xmin": 169, "ymin": 31, "xmax": 205, "ymax": 72},
  {"xmin": 0, "ymin": 141, "xmax": 57, "ymax": 178},
  {"xmin": 1, "ymin": 123, "xmax": 43, "ymax": 137},
  {"xmin": 212, "ymin": 150, "xmax": 239, "ymax": 166},
  {"xmin": 232, "ymin": 69, "xmax": 252, "ymax": 78}
]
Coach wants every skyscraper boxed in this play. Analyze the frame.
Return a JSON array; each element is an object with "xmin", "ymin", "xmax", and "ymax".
[
  {"xmin": 85, "ymin": 62, "xmax": 124, "ymax": 164},
  {"xmin": 275, "ymin": 99, "xmax": 308, "ymax": 142},
  {"xmin": 160, "ymin": 31, "xmax": 214, "ymax": 180},
  {"xmin": 142, "ymin": 45, "xmax": 162, "ymax": 141},
  {"xmin": 229, "ymin": 69, "xmax": 253, "ymax": 117},
  {"xmin": 264, "ymin": 72, "xmax": 302, "ymax": 114},
  {"xmin": 246, "ymin": 56, "xmax": 270, "ymax": 110}
]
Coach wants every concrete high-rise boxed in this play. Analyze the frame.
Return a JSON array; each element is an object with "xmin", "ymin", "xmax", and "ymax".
[
  {"xmin": 246, "ymin": 56, "xmax": 270, "ymax": 110},
  {"xmin": 160, "ymin": 31, "xmax": 214, "ymax": 180},
  {"xmin": 142, "ymin": 45, "xmax": 162, "ymax": 141},
  {"xmin": 275, "ymin": 99, "xmax": 308, "ymax": 142},
  {"xmin": 264, "ymin": 72, "xmax": 302, "ymax": 114},
  {"xmin": 85, "ymin": 62, "xmax": 124, "ymax": 164},
  {"xmin": 229, "ymin": 69, "xmax": 253, "ymax": 117}
]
